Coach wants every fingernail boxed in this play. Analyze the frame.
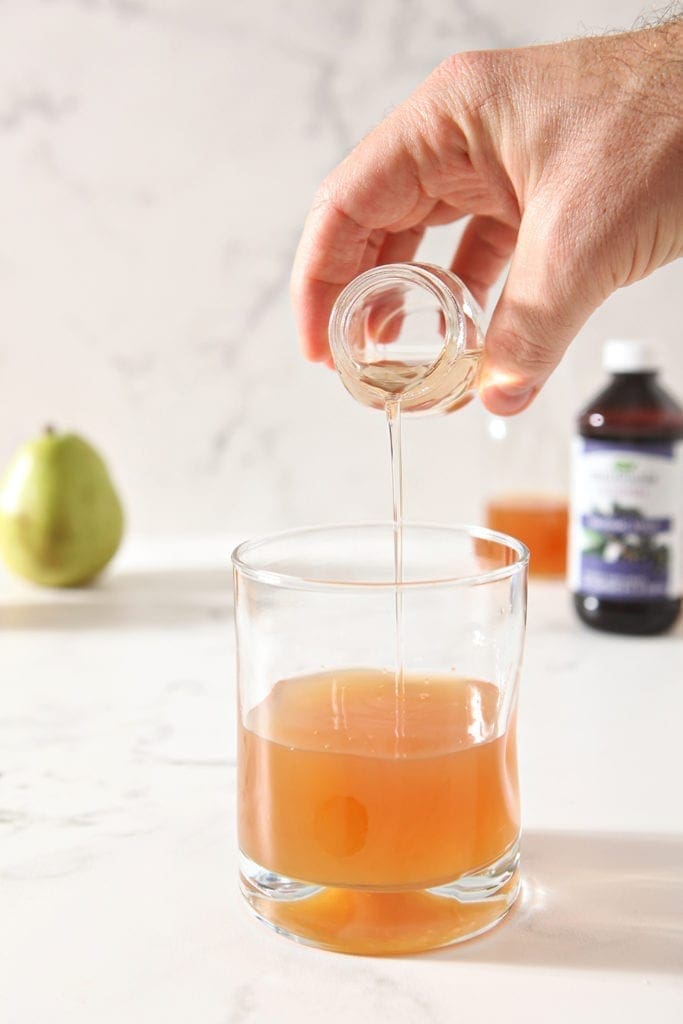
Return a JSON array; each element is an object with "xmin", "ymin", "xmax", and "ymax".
[{"xmin": 481, "ymin": 384, "xmax": 535, "ymax": 416}]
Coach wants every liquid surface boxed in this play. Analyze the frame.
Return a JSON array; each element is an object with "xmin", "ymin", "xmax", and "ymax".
[
  {"xmin": 239, "ymin": 670, "xmax": 519, "ymax": 890},
  {"xmin": 486, "ymin": 493, "xmax": 568, "ymax": 577},
  {"xmin": 344, "ymin": 350, "xmax": 482, "ymax": 413}
]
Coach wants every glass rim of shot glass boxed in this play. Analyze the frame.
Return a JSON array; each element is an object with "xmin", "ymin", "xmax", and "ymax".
[
  {"xmin": 231, "ymin": 521, "xmax": 529, "ymax": 592},
  {"xmin": 329, "ymin": 262, "xmax": 466, "ymax": 377}
]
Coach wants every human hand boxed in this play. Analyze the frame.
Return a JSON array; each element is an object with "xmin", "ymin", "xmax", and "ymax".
[{"xmin": 291, "ymin": 20, "xmax": 682, "ymax": 414}]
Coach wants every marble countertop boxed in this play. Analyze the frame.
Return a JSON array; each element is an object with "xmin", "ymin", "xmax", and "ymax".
[{"xmin": 1, "ymin": 537, "xmax": 682, "ymax": 1023}]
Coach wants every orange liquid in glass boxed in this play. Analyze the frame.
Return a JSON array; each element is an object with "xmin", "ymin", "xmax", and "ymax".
[
  {"xmin": 486, "ymin": 493, "xmax": 568, "ymax": 577},
  {"xmin": 239, "ymin": 669, "xmax": 519, "ymax": 954}
]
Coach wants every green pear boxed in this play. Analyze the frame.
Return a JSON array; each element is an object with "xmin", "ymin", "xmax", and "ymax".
[{"xmin": 0, "ymin": 428, "xmax": 124, "ymax": 587}]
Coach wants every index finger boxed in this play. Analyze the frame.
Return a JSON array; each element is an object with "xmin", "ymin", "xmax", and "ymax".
[
  {"xmin": 290, "ymin": 112, "xmax": 449, "ymax": 361},
  {"xmin": 290, "ymin": 199, "xmax": 375, "ymax": 362}
]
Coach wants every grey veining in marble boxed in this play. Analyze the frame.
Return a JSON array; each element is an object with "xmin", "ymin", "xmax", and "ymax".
[{"xmin": 0, "ymin": 0, "xmax": 679, "ymax": 543}]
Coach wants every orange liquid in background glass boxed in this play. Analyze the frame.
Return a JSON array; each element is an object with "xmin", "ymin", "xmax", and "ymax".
[
  {"xmin": 486, "ymin": 493, "xmax": 568, "ymax": 577},
  {"xmin": 239, "ymin": 669, "xmax": 519, "ymax": 954}
]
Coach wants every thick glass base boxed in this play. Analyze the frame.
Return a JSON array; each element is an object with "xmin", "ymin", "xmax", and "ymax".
[{"xmin": 239, "ymin": 839, "xmax": 520, "ymax": 956}]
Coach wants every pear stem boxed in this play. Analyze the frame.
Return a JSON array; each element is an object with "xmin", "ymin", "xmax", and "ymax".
[{"xmin": 44, "ymin": 424, "xmax": 57, "ymax": 436}]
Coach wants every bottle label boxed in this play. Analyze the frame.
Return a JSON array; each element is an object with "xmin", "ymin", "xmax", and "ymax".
[{"xmin": 569, "ymin": 438, "xmax": 682, "ymax": 600}]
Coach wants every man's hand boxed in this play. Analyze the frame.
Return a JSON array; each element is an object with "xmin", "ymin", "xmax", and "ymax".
[{"xmin": 291, "ymin": 21, "xmax": 682, "ymax": 414}]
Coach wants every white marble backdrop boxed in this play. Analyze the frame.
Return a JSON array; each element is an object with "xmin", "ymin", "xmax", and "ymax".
[{"xmin": 0, "ymin": 0, "xmax": 680, "ymax": 538}]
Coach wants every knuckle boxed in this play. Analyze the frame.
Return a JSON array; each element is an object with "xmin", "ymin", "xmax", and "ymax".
[
  {"xmin": 311, "ymin": 180, "xmax": 336, "ymax": 213},
  {"xmin": 490, "ymin": 320, "xmax": 557, "ymax": 376},
  {"xmin": 431, "ymin": 49, "xmax": 502, "ymax": 106}
]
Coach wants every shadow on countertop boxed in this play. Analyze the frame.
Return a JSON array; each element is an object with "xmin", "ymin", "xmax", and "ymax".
[
  {"xmin": 423, "ymin": 829, "xmax": 683, "ymax": 975},
  {"xmin": 0, "ymin": 567, "xmax": 233, "ymax": 630}
]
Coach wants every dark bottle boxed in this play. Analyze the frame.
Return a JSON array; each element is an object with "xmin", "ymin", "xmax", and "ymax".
[{"xmin": 569, "ymin": 339, "xmax": 683, "ymax": 635}]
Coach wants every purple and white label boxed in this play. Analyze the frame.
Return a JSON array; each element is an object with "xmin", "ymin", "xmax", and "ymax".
[{"xmin": 569, "ymin": 438, "xmax": 683, "ymax": 601}]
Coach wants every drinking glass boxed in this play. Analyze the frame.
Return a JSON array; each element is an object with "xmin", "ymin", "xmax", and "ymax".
[
  {"xmin": 233, "ymin": 523, "xmax": 528, "ymax": 955},
  {"xmin": 482, "ymin": 376, "xmax": 572, "ymax": 577}
]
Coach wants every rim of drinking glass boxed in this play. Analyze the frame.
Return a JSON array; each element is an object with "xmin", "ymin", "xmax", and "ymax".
[{"xmin": 231, "ymin": 521, "xmax": 529, "ymax": 592}]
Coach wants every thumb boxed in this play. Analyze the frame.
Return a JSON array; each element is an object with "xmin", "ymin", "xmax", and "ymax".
[{"xmin": 479, "ymin": 203, "xmax": 602, "ymax": 415}]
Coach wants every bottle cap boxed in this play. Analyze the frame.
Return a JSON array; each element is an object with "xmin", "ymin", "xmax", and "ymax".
[{"xmin": 603, "ymin": 338, "xmax": 659, "ymax": 374}]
